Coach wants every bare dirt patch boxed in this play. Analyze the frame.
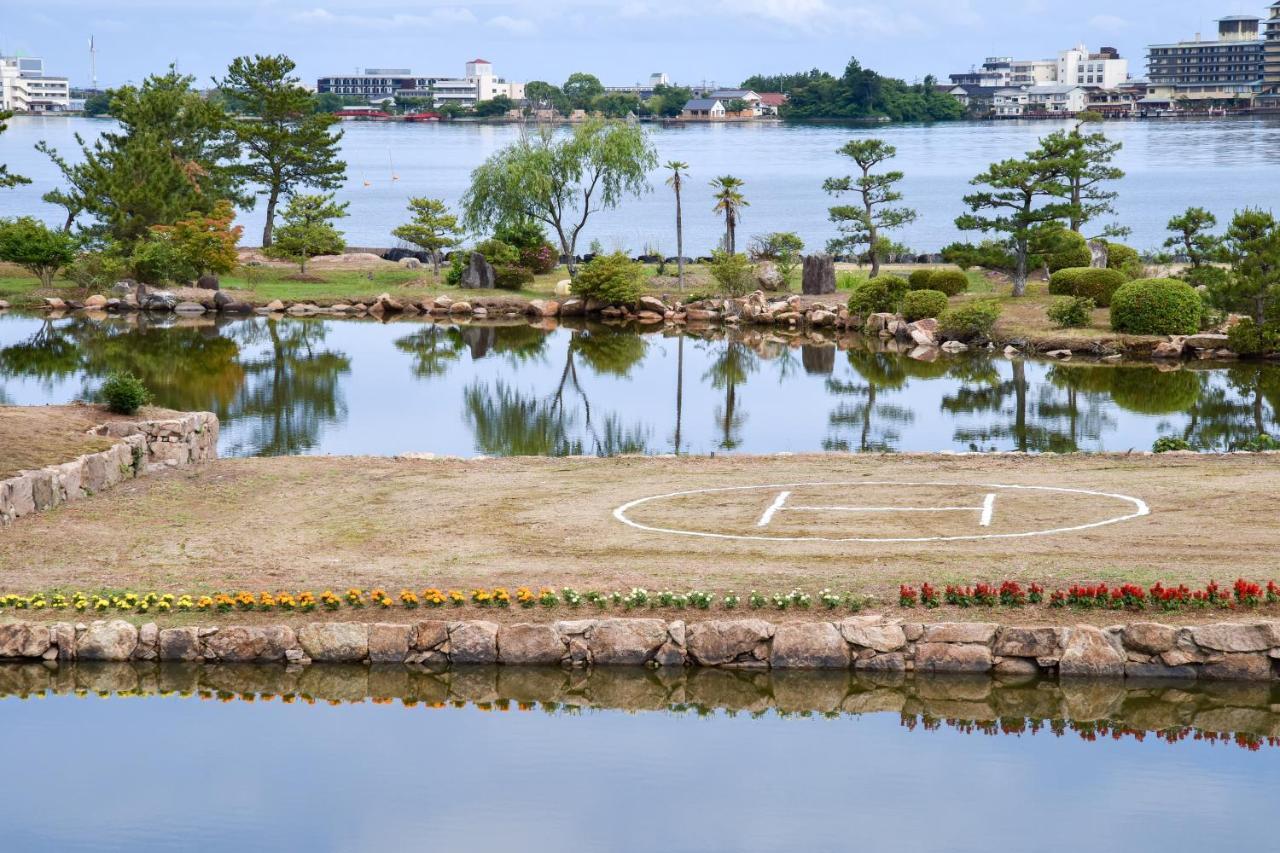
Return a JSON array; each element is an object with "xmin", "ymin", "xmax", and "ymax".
[
  {"xmin": 0, "ymin": 404, "xmax": 183, "ymax": 480},
  {"xmin": 1, "ymin": 453, "xmax": 1277, "ymax": 626}
]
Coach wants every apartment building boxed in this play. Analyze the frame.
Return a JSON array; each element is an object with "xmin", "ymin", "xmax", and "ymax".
[
  {"xmin": 1146, "ymin": 15, "xmax": 1264, "ymax": 103},
  {"xmin": 0, "ymin": 56, "xmax": 70, "ymax": 113},
  {"xmin": 317, "ymin": 59, "xmax": 524, "ymax": 108},
  {"xmin": 948, "ymin": 45, "xmax": 1127, "ymax": 115}
]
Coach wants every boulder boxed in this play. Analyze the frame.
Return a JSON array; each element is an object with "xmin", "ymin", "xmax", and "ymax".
[
  {"xmin": 1058, "ymin": 625, "xmax": 1125, "ymax": 677},
  {"xmin": 941, "ymin": 340, "xmax": 968, "ymax": 353},
  {"xmin": 196, "ymin": 274, "xmax": 220, "ymax": 291},
  {"xmin": 448, "ymin": 621, "xmax": 499, "ymax": 664},
  {"xmin": 1184, "ymin": 333, "xmax": 1230, "ymax": 351},
  {"xmin": 527, "ymin": 299, "xmax": 560, "ymax": 318},
  {"xmin": 399, "ymin": 257, "xmax": 422, "ymax": 269},
  {"xmin": 838, "ymin": 617, "xmax": 906, "ymax": 653},
  {"xmin": 174, "ymin": 301, "xmax": 206, "ymax": 314},
  {"xmin": 1189, "ymin": 622, "xmax": 1280, "ymax": 653},
  {"xmin": 1152, "ymin": 341, "xmax": 1184, "ymax": 359},
  {"xmin": 755, "ymin": 262, "xmax": 785, "ymax": 291},
  {"xmin": 915, "ymin": 643, "xmax": 993, "ymax": 673},
  {"xmin": 264, "ymin": 299, "xmax": 286, "ymax": 312},
  {"xmin": 909, "ymin": 326, "xmax": 937, "ymax": 347},
  {"xmin": 84, "ymin": 294, "xmax": 108, "ymax": 309},
  {"xmin": 801, "ymin": 254, "xmax": 836, "ymax": 295},
  {"xmin": 922, "ymin": 622, "xmax": 997, "ymax": 645},
  {"xmin": 770, "ymin": 622, "xmax": 850, "ymax": 669},
  {"xmin": 141, "ymin": 291, "xmax": 177, "ymax": 312},
  {"xmin": 77, "ymin": 620, "xmax": 139, "ymax": 661},
  {"xmin": 638, "ymin": 295, "xmax": 667, "ymax": 314},
  {"xmin": 994, "ymin": 657, "xmax": 1041, "ymax": 676},
  {"xmin": 461, "ymin": 252, "xmax": 496, "ymax": 289},
  {"xmin": 686, "ymin": 619, "xmax": 774, "ymax": 666},
  {"xmin": 1122, "ymin": 623, "xmax": 1178, "ymax": 655},
  {"xmin": 855, "ymin": 652, "xmax": 907, "ymax": 672},
  {"xmin": 1200, "ymin": 653, "xmax": 1275, "ymax": 681},
  {"xmin": 0, "ymin": 623, "xmax": 50, "ymax": 659},
  {"xmin": 554, "ymin": 279, "xmax": 573, "ymax": 297},
  {"xmin": 588, "ymin": 618, "xmax": 668, "ymax": 666},
  {"xmin": 0, "ymin": 299, "xmax": 10, "ymax": 310},
  {"xmin": 368, "ymin": 623, "xmax": 412, "ymax": 663},
  {"xmin": 203, "ymin": 626, "xmax": 296, "ymax": 662},
  {"xmin": 43, "ymin": 297, "xmax": 67, "ymax": 310},
  {"xmin": 213, "ymin": 290, "xmax": 233, "ymax": 309},
  {"xmin": 158, "ymin": 627, "xmax": 201, "ymax": 661},
  {"xmin": 1124, "ymin": 661, "xmax": 1198, "ymax": 680},
  {"xmin": 298, "ymin": 623, "xmax": 369, "ymax": 663},
  {"xmin": 498, "ymin": 623, "xmax": 566, "ymax": 665},
  {"xmin": 994, "ymin": 627, "xmax": 1061, "ymax": 659},
  {"xmin": 411, "ymin": 620, "xmax": 450, "ymax": 652}
]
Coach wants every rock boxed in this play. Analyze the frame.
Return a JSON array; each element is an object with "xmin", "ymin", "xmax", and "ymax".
[
  {"xmin": 915, "ymin": 643, "xmax": 993, "ymax": 673},
  {"xmin": 298, "ymin": 623, "xmax": 369, "ymax": 663},
  {"xmin": 158, "ymin": 627, "xmax": 201, "ymax": 661},
  {"xmin": 110, "ymin": 280, "xmax": 137, "ymax": 297},
  {"xmin": 196, "ymin": 274, "xmax": 220, "ymax": 290},
  {"xmin": 1123, "ymin": 623, "xmax": 1178, "ymax": 655},
  {"xmin": 1152, "ymin": 341, "xmax": 1184, "ymax": 359},
  {"xmin": 449, "ymin": 301, "xmax": 472, "ymax": 314},
  {"xmin": 922, "ymin": 622, "xmax": 997, "ymax": 645},
  {"xmin": 84, "ymin": 294, "xmax": 108, "ymax": 309},
  {"xmin": 994, "ymin": 657, "xmax": 1042, "ymax": 676},
  {"xmin": 264, "ymin": 299, "xmax": 285, "ymax": 312},
  {"xmin": 367, "ymin": 623, "xmax": 412, "ymax": 663},
  {"xmin": 1087, "ymin": 239, "xmax": 1109, "ymax": 268},
  {"xmin": 527, "ymin": 299, "xmax": 559, "ymax": 318},
  {"xmin": 135, "ymin": 622, "xmax": 159, "ymax": 660},
  {"xmin": 909, "ymin": 326, "xmax": 936, "ymax": 347},
  {"xmin": 43, "ymin": 297, "xmax": 67, "ymax": 310},
  {"xmin": 1200, "ymin": 653, "xmax": 1275, "ymax": 681},
  {"xmin": 838, "ymin": 617, "xmax": 906, "ymax": 653},
  {"xmin": 77, "ymin": 620, "xmax": 139, "ymax": 661},
  {"xmin": 461, "ymin": 252, "xmax": 496, "ymax": 289},
  {"xmin": 174, "ymin": 301, "xmax": 206, "ymax": 314},
  {"xmin": 801, "ymin": 254, "xmax": 836, "ymax": 295},
  {"xmin": 855, "ymin": 652, "xmax": 906, "ymax": 672},
  {"xmin": 1190, "ymin": 622, "xmax": 1280, "ymax": 653},
  {"xmin": 994, "ymin": 627, "xmax": 1061, "ymax": 658},
  {"xmin": 685, "ymin": 308, "xmax": 718, "ymax": 322},
  {"xmin": 1124, "ymin": 661, "xmax": 1198, "ymax": 680},
  {"xmin": 589, "ymin": 618, "xmax": 668, "ymax": 666},
  {"xmin": 0, "ymin": 299, "xmax": 10, "ymax": 310},
  {"xmin": 1058, "ymin": 625, "xmax": 1125, "ymax": 677},
  {"xmin": 686, "ymin": 620, "xmax": 774, "ymax": 666},
  {"xmin": 638, "ymin": 295, "xmax": 667, "ymax": 314},
  {"xmin": 411, "ymin": 621, "xmax": 449, "ymax": 652},
  {"xmin": 809, "ymin": 309, "xmax": 836, "ymax": 327},
  {"xmin": 498, "ymin": 623, "xmax": 566, "ymax": 665},
  {"xmin": 399, "ymin": 257, "xmax": 422, "ymax": 269},
  {"xmin": 213, "ymin": 290, "xmax": 233, "ymax": 309},
  {"xmin": 1184, "ymin": 333, "xmax": 1230, "ymax": 351},
  {"xmin": 0, "ymin": 623, "xmax": 50, "ymax": 658},
  {"xmin": 755, "ymin": 262, "xmax": 785, "ymax": 291},
  {"xmin": 204, "ymin": 626, "xmax": 295, "ymax": 662},
  {"xmin": 770, "ymin": 622, "xmax": 850, "ymax": 669},
  {"xmin": 558, "ymin": 296, "xmax": 585, "ymax": 317},
  {"xmin": 554, "ymin": 280, "xmax": 573, "ymax": 297},
  {"xmin": 941, "ymin": 340, "xmax": 968, "ymax": 353},
  {"xmin": 448, "ymin": 621, "xmax": 499, "ymax": 664},
  {"xmin": 1045, "ymin": 349, "xmax": 1072, "ymax": 360},
  {"xmin": 142, "ymin": 291, "xmax": 177, "ymax": 312}
]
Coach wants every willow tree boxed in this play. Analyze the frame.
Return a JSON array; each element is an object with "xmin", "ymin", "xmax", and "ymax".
[
  {"xmin": 462, "ymin": 119, "xmax": 656, "ymax": 275},
  {"xmin": 216, "ymin": 54, "xmax": 346, "ymax": 247},
  {"xmin": 823, "ymin": 138, "xmax": 915, "ymax": 277}
]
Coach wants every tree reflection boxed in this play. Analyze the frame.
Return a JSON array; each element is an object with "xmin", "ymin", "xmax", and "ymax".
[
  {"xmin": 395, "ymin": 325, "xmax": 467, "ymax": 378},
  {"xmin": 824, "ymin": 348, "xmax": 917, "ymax": 451},
  {"xmin": 1178, "ymin": 364, "xmax": 1280, "ymax": 449},
  {"xmin": 703, "ymin": 340, "xmax": 757, "ymax": 450}
]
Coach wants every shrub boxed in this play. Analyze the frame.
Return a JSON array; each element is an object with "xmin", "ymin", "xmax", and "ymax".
[
  {"xmin": 907, "ymin": 269, "xmax": 934, "ymax": 290},
  {"xmin": 902, "ymin": 289, "xmax": 949, "ymax": 322},
  {"xmin": 65, "ymin": 250, "xmax": 129, "ymax": 291},
  {"xmin": 492, "ymin": 220, "xmax": 549, "ymax": 253},
  {"xmin": 493, "ymin": 264, "xmax": 535, "ymax": 290},
  {"xmin": 445, "ymin": 252, "xmax": 466, "ymax": 286},
  {"xmin": 1227, "ymin": 317, "xmax": 1280, "ymax": 356},
  {"xmin": 1110, "ymin": 278, "xmax": 1202, "ymax": 335},
  {"xmin": 1043, "ymin": 230, "xmax": 1091, "ymax": 272},
  {"xmin": 1047, "ymin": 296, "xmax": 1096, "ymax": 329},
  {"xmin": 846, "ymin": 275, "xmax": 909, "ymax": 316},
  {"xmin": 100, "ymin": 371, "xmax": 151, "ymax": 415},
  {"xmin": 926, "ymin": 269, "xmax": 968, "ymax": 297},
  {"xmin": 1048, "ymin": 267, "xmax": 1128, "ymax": 307},
  {"xmin": 707, "ymin": 250, "xmax": 754, "ymax": 296},
  {"xmin": 1152, "ymin": 437, "xmax": 1192, "ymax": 453},
  {"xmin": 518, "ymin": 244, "xmax": 558, "ymax": 274},
  {"xmin": 1105, "ymin": 242, "xmax": 1144, "ymax": 279},
  {"xmin": 938, "ymin": 301, "xmax": 1000, "ymax": 341},
  {"xmin": 571, "ymin": 252, "xmax": 646, "ymax": 304},
  {"xmin": 1234, "ymin": 434, "xmax": 1280, "ymax": 452},
  {"xmin": 474, "ymin": 239, "xmax": 519, "ymax": 267}
]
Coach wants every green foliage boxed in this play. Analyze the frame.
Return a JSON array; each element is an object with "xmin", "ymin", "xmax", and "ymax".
[
  {"xmin": 1042, "ymin": 229, "xmax": 1092, "ymax": 272},
  {"xmin": 907, "ymin": 269, "xmax": 934, "ymax": 290},
  {"xmin": 755, "ymin": 61, "xmax": 962, "ymax": 122},
  {"xmin": 474, "ymin": 239, "xmax": 520, "ymax": 267},
  {"xmin": 924, "ymin": 269, "xmax": 968, "ymax": 296},
  {"xmin": 748, "ymin": 232, "xmax": 804, "ymax": 283},
  {"xmin": 392, "ymin": 197, "xmax": 461, "ymax": 272},
  {"xmin": 1233, "ymin": 433, "xmax": 1280, "ymax": 452},
  {"xmin": 710, "ymin": 175, "xmax": 748, "ymax": 254},
  {"xmin": 0, "ymin": 111, "xmax": 31, "ymax": 189},
  {"xmin": 264, "ymin": 193, "xmax": 347, "ymax": 272},
  {"xmin": 216, "ymin": 55, "xmax": 346, "ymax": 248},
  {"xmin": 1047, "ymin": 296, "xmax": 1096, "ymax": 329},
  {"xmin": 941, "ymin": 240, "xmax": 1015, "ymax": 272},
  {"xmin": 65, "ymin": 250, "xmax": 129, "ymax": 291},
  {"xmin": 0, "ymin": 217, "xmax": 78, "ymax": 287},
  {"xmin": 594, "ymin": 92, "xmax": 642, "ymax": 118},
  {"xmin": 493, "ymin": 264, "xmax": 535, "ymax": 291},
  {"xmin": 146, "ymin": 200, "xmax": 242, "ymax": 280},
  {"xmin": 100, "ymin": 371, "xmax": 151, "ymax": 415},
  {"xmin": 1164, "ymin": 207, "xmax": 1224, "ymax": 268},
  {"xmin": 37, "ymin": 67, "xmax": 246, "ymax": 247},
  {"xmin": 901, "ymin": 289, "xmax": 948, "ymax": 322},
  {"xmin": 1181, "ymin": 265, "xmax": 1230, "ymax": 290},
  {"xmin": 1109, "ymin": 278, "xmax": 1202, "ymax": 335},
  {"xmin": 82, "ymin": 92, "xmax": 112, "ymax": 116},
  {"xmin": 473, "ymin": 95, "xmax": 515, "ymax": 117},
  {"xmin": 1104, "ymin": 242, "xmax": 1144, "ymax": 278},
  {"xmin": 824, "ymin": 138, "xmax": 915, "ymax": 275},
  {"xmin": 1226, "ymin": 317, "xmax": 1280, "ymax": 356},
  {"xmin": 445, "ymin": 252, "xmax": 466, "ymax": 286},
  {"xmin": 938, "ymin": 301, "xmax": 1000, "ymax": 340},
  {"xmin": 570, "ymin": 252, "xmax": 645, "ymax": 304},
  {"xmin": 563, "ymin": 72, "xmax": 605, "ymax": 110},
  {"xmin": 128, "ymin": 234, "xmax": 187, "ymax": 283},
  {"xmin": 707, "ymin": 250, "xmax": 755, "ymax": 296},
  {"xmin": 492, "ymin": 220, "xmax": 548, "ymax": 253},
  {"xmin": 1032, "ymin": 122, "xmax": 1124, "ymax": 232},
  {"xmin": 1152, "ymin": 437, "xmax": 1192, "ymax": 453},
  {"xmin": 1219, "ymin": 208, "xmax": 1280, "ymax": 324},
  {"xmin": 846, "ymin": 275, "xmax": 908, "ymax": 316},
  {"xmin": 646, "ymin": 84, "xmax": 694, "ymax": 118},
  {"xmin": 1047, "ymin": 267, "xmax": 1128, "ymax": 307}
]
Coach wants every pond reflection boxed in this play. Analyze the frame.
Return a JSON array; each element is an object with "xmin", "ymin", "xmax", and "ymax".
[{"xmin": 2, "ymin": 312, "xmax": 1279, "ymax": 458}]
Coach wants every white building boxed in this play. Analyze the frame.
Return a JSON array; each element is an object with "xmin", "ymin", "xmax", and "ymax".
[
  {"xmin": 992, "ymin": 88, "xmax": 1029, "ymax": 116},
  {"xmin": 317, "ymin": 60, "xmax": 524, "ymax": 109},
  {"xmin": 1010, "ymin": 59, "xmax": 1058, "ymax": 86},
  {"xmin": 1025, "ymin": 84, "xmax": 1089, "ymax": 113},
  {"xmin": 1057, "ymin": 45, "xmax": 1128, "ymax": 89},
  {"xmin": 0, "ymin": 56, "xmax": 70, "ymax": 113}
]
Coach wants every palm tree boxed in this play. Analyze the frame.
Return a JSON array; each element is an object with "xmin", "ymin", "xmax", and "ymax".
[
  {"xmin": 710, "ymin": 175, "xmax": 748, "ymax": 254},
  {"xmin": 664, "ymin": 160, "xmax": 689, "ymax": 290}
]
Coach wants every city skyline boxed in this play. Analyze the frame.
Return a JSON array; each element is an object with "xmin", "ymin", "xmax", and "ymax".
[{"xmin": 1, "ymin": 0, "xmax": 1269, "ymax": 89}]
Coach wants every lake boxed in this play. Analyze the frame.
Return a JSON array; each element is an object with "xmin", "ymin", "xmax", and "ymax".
[
  {"xmin": 1, "ymin": 663, "xmax": 1277, "ymax": 852},
  {"xmin": 5, "ymin": 115, "xmax": 1280, "ymax": 253},
  {"xmin": 1, "ymin": 312, "xmax": 1276, "ymax": 458}
]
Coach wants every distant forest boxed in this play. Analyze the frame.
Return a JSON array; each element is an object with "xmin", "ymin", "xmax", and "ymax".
[{"xmin": 742, "ymin": 59, "xmax": 963, "ymax": 122}]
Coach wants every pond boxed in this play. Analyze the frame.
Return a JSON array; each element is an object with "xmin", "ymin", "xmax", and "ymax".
[
  {"xmin": 2, "ymin": 312, "xmax": 1278, "ymax": 457},
  {"xmin": 1, "ymin": 663, "xmax": 1277, "ymax": 851}
]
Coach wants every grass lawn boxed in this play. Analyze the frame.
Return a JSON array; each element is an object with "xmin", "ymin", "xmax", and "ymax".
[{"xmin": 0, "ymin": 403, "xmax": 187, "ymax": 480}]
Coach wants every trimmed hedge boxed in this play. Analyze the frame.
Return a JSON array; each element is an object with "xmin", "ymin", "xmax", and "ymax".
[
  {"xmin": 927, "ymin": 269, "xmax": 968, "ymax": 296},
  {"xmin": 1105, "ymin": 242, "xmax": 1143, "ymax": 279},
  {"xmin": 902, "ymin": 289, "xmax": 949, "ymax": 322},
  {"xmin": 846, "ymin": 275, "xmax": 909, "ymax": 316},
  {"xmin": 938, "ymin": 301, "xmax": 1000, "ymax": 341},
  {"xmin": 1045, "ymin": 230, "xmax": 1091, "ymax": 272},
  {"xmin": 907, "ymin": 269, "xmax": 934, "ymax": 290},
  {"xmin": 1047, "ymin": 267, "xmax": 1128, "ymax": 307},
  {"xmin": 1109, "ymin": 278, "xmax": 1202, "ymax": 336},
  {"xmin": 494, "ymin": 264, "xmax": 535, "ymax": 290}
]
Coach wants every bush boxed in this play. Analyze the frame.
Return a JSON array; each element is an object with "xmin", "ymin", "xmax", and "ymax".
[
  {"xmin": 902, "ymin": 289, "xmax": 949, "ymax": 322},
  {"xmin": 926, "ymin": 269, "xmax": 968, "ymax": 297},
  {"xmin": 1047, "ymin": 267, "xmax": 1128, "ymax": 307},
  {"xmin": 1047, "ymin": 296, "xmax": 1096, "ymax": 329},
  {"xmin": 65, "ymin": 250, "xmax": 129, "ymax": 291},
  {"xmin": 492, "ymin": 220, "xmax": 549, "ymax": 253},
  {"xmin": 846, "ymin": 275, "xmax": 909, "ymax": 316},
  {"xmin": 445, "ymin": 252, "xmax": 466, "ymax": 286},
  {"xmin": 474, "ymin": 239, "xmax": 519, "ymax": 267},
  {"xmin": 1043, "ymin": 230, "xmax": 1092, "ymax": 272},
  {"xmin": 518, "ymin": 244, "xmax": 559, "ymax": 274},
  {"xmin": 1105, "ymin": 242, "xmax": 1144, "ymax": 279},
  {"xmin": 493, "ymin": 264, "xmax": 535, "ymax": 290},
  {"xmin": 1233, "ymin": 433, "xmax": 1280, "ymax": 452},
  {"xmin": 1227, "ymin": 317, "xmax": 1280, "ymax": 356},
  {"xmin": 938, "ymin": 301, "xmax": 1000, "ymax": 341},
  {"xmin": 706, "ymin": 250, "xmax": 754, "ymax": 296},
  {"xmin": 571, "ymin": 252, "xmax": 646, "ymax": 304},
  {"xmin": 1152, "ymin": 437, "xmax": 1192, "ymax": 453},
  {"xmin": 1110, "ymin": 278, "xmax": 1202, "ymax": 335},
  {"xmin": 907, "ymin": 269, "xmax": 934, "ymax": 290},
  {"xmin": 100, "ymin": 371, "xmax": 151, "ymax": 415}
]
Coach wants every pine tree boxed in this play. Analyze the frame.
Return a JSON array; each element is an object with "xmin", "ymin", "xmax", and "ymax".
[
  {"xmin": 265, "ymin": 194, "xmax": 348, "ymax": 273},
  {"xmin": 0, "ymin": 110, "xmax": 31, "ymax": 189},
  {"xmin": 392, "ymin": 198, "xmax": 461, "ymax": 275},
  {"xmin": 823, "ymin": 138, "xmax": 916, "ymax": 277}
]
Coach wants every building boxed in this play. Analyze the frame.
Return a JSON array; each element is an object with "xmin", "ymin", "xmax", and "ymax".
[
  {"xmin": 682, "ymin": 98, "xmax": 726, "ymax": 119},
  {"xmin": 992, "ymin": 87, "xmax": 1029, "ymax": 117},
  {"xmin": 1262, "ymin": 2, "xmax": 1280, "ymax": 95},
  {"xmin": 317, "ymin": 60, "xmax": 524, "ymax": 109},
  {"xmin": 1146, "ymin": 15, "xmax": 1264, "ymax": 104},
  {"xmin": 947, "ymin": 44, "xmax": 1127, "ymax": 116},
  {"xmin": 604, "ymin": 72, "xmax": 671, "ymax": 100},
  {"xmin": 1057, "ymin": 45, "xmax": 1129, "ymax": 88},
  {"xmin": 1024, "ymin": 84, "xmax": 1089, "ymax": 114},
  {"xmin": 757, "ymin": 92, "xmax": 787, "ymax": 114},
  {"xmin": 0, "ymin": 56, "xmax": 70, "ymax": 113}
]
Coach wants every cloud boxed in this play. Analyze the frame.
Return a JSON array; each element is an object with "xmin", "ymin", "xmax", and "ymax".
[
  {"xmin": 1089, "ymin": 14, "xmax": 1128, "ymax": 33},
  {"xmin": 488, "ymin": 14, "xmax": 537, "ymax": 34},
  {"xmin": 291, "ymin": 6, "xmax": 478, "ymax": 28}
]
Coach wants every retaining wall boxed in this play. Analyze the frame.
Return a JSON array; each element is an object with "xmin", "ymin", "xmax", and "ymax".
[
  {"xmin": 0, "ymin": 412, "xmax": 219, "ymax": 526},
  {"xmin": 2, "ymin": 616, "xmax": 1277, "ymax": 681}
]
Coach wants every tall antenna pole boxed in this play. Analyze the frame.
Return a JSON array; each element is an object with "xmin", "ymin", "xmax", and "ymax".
[{"xmin": 89, "ymin": 35, "xmax": 97, "ymax": 89}]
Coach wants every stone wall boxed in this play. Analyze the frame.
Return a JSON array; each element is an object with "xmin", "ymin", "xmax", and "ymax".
[
  {"xmin": 0, "ymin": 412, "xmax": 218, "ymax": 526},
  {"xmin": 2, "ymin": 615, "xmax": 1277, "ymax": 681}
]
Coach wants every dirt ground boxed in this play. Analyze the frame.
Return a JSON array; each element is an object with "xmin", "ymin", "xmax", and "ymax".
[
  {"xmin": 1, "ymin": 452, "xmax": 1278, "ymax": 626},
  {"xmin": 0, "ymin": 404, "xmax": 186, "ymax": 480}
]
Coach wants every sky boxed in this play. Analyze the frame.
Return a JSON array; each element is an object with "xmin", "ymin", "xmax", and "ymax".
[{"xmin": 0, "ymin": 0, "xmax": 1264, "ymax": 89}]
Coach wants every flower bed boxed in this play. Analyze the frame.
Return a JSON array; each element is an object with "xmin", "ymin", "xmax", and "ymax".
[{"xmin": 898, "ymin": 579, "xmax": 1280, "ymax": 613}]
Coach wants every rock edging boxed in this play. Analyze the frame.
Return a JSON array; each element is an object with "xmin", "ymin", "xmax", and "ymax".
[
  {"xmin": 3, "ymin": 616, "xmax": 1277, "ymax": 681},
  {"xmin": 0, "ymin": 412, "xmax": 218, "ymax": 527}
]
